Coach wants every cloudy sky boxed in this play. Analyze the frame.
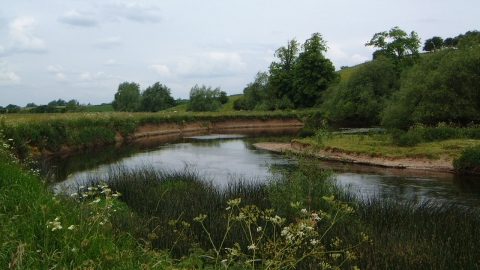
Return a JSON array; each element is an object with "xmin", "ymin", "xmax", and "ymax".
[{"xmin": 1, "ymin": 1, "xmax": 479, "ymax": 107}]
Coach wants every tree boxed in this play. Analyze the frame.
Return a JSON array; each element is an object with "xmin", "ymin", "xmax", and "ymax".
[
  {"xmin": 26, "ymin": 103, "xmax": 37, "ymax": 107},
  {"xmin": 48, "ymin": 99, "xmax": 67, "ymax": 107},
  {"xmin": 321, "ymin": 57, "xmax": 399, "ymax": 125},
  {"xmin": 456, "ymin": 30, "xmax": 480, "ymax": 49},
  {"xmin": 268, "ymin": 39, "xmax": 300, "ymax": 102},
  {"xmin": 218, "ymin": 91, "xmax": 229, "ymax": 104},
  {"xmin": 65, "ymin": 99, "xmax": 79, "ymax": 112},
  {"xmin": 381, "ymin": 45, "xmax": 480, "ymax": 129},
  {"xmin": 140, "ymin": 82, "xmax": 176, "ymax": 112},
  {"xmin": 366, "ymin": 26, "xmax": 421, "ymax": 58},
  {"xmin": 292, "ymin": 32, "xmax": 339, "ymax": 108},
  {"xmin": 234, "ymin": 71, "xmax": 271, "ymax": 111},
  {"xmin": 423, "ymin": 36, "xmax": 444, "ymax": 52},
  {"xmin": 6, "ymin": 104, "xmax": 20, "ymax": 113},
  {"xmin": 186, "ymin": 85, "xmax": 222, "ymax": 112},
  {"xmin": 112, "ymin": 82, "xmax": 141, "ymax": 112}
]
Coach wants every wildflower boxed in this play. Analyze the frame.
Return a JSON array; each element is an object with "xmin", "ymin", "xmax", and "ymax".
[
  {"xmin": 311, "ymin": 213, "xmax": 321, "ymax": 221},
  {"xmin": 71, "ymin": 248, "xmax": 78, "ymax": 253},
  {"xmin": 89, "ymin": 198, "xmax": 101, "ymax": 204},
  {"xmin": 281, "ymin": 226, "xmax": 290, "ymax": 236},
  {"xmin": 248, "ymin": 243, "xmax": 256, "ymax": 250},
  {"xmin": 227, "ymin": 198, "xmax": 241, "ymax": 206},
  {"xmin": 226, "ymin": 206, "xmax": 231, "ymax": 211},
  {"xmin": 70, "ymin": 192, "xmax": 78, "ymax": 197},
  {"xmin": 301, "ymin": 208, "xmax": 308, "ymax": 214},
  {"xmin": 310, "ymin": 239, "xmax": 318, "ymax": 245},
  {"xmin": 47, "ymin": 217, "xmax": 63, "ymax": 231},
  {"xmin": 68, "ymin": 225, "xmax": 75, "ymax": 230},
  {"xmin": 194, "ymin": 214, "xmax": 207, "ymax": 222},
  {"xmin": 257, "ymin": 226, "xmax": 262, "ymax": 232}
]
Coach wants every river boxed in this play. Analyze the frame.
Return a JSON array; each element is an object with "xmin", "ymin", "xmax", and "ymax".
[{"xmin": 43, "ymin": 127, "xmax": 480, "ymax": 209}]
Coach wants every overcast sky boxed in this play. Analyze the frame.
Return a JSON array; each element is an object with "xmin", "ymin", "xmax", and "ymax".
[{"xmin": 1, "ymin": 1, "xmax": 479, "ymax": 107}]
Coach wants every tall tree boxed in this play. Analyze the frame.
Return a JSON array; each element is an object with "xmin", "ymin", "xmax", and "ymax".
[
  {"xmin": 292, "ymin": 33, "xmax": 339, "ymax": 108},
  {"xmin": 268, "ymin": 39, "xmax": 299, "ymax": 102},
  {"xmin": 112, "ymin": 82, "xmax": 141, "ymax": 112},
  {"xmin": 140, "ymin": 82, "xmax": 176, "ymax": 112}
]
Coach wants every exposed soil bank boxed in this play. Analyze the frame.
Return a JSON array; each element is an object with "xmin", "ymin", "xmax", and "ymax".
[
  {"xmin": 253, "ymin": 141, "xmax": 455, "ymax": 173},
  {"xmin": 117, "ymin": 117, "xmax": 304, "ymax": 142}
]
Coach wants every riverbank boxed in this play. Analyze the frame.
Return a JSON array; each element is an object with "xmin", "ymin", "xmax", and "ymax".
[
  {"xmin": 253, "ymin": 141, "xmax": 455, "ymax": 172},
  {"xmin": 123, "ymin": 117, "xmax": 304, "ymax": 142}
]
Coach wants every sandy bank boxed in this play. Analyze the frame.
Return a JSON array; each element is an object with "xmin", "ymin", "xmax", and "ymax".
[
  {"xmin": 253, "ymin": 142, "xmax": 455, "ymax": 173},
  {"xmin": 119, "ymin": 117, "xmax": 304, "ymax": 142}
]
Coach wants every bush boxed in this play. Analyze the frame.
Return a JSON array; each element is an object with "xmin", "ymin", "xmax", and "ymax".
[{"xmin": 453, "ymin": 145, "xmax": 480, "ymax": 174}]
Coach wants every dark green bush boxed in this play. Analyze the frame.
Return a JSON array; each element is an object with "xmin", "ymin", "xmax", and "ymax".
[
  {"xmin": 391, "ymin": 129, "xmax": 423, "ymax": 147},
  {"xmin": 454, "ymin": 145, "xmax": 480, "ymax": 174}
]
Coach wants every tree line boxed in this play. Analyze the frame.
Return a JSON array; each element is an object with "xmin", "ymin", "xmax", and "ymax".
[
  {"xmin": 111, "ymin": 82, "xmax": 228, "ymax": 112},
  {"xmin": 234, "ymin": 28, "xmax": 480, "ymax": 130},
  {"xmin": 0, "ymin": 99, "xmax": 85, "ymax": 114}
]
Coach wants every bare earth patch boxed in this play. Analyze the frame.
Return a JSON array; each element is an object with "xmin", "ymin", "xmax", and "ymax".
[{"xmin": 253, "ymin": 142, "xmax": 454, "ymax": 173}]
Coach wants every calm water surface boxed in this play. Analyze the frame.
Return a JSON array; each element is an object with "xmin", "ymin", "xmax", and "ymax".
[{"xmin": 46, "ymin": 128, "xmax": 480, "ymax": 209}]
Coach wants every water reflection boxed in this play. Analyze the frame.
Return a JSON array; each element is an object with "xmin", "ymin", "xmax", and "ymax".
[{"xmin": 43, "ymin": 127, "xmax": 480, "ymax": 210}]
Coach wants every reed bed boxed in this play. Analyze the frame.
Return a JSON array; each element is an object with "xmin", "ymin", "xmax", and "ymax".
[{"xmin": 79, "ymin": 158, "xmax": 480, "ymax": 269}]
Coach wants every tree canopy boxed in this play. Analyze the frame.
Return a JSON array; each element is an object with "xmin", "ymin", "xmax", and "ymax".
[
  {"xmin": 186, "ymin": 85, "xmax": 224, "ymax": 112},
  {"xmin": 381, "ymin": 45, "xmax": 480, "ymax": 129},
  {"xmin": 112, "ymin": 82, "xmax": 141, "ymax": 112},
  {"xmin": 293, "ymin": 33, "xmax": 339, "ymax": 108},
  {"xmin": 140, "ymin": 82, "xmax": 176, "ymax": 112},
  {"xmin": 366, "ymin": 26, "xmax": 421, "ymax": 58},
  {"xmin": 322, "ymin": 57, "xmax": 399, "ymax": 126}
]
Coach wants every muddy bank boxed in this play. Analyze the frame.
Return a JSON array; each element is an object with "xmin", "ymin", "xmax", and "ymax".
[
  {"xmin": 253, "ymin": 141, "xmax": 455, "ymax": 173},
  {"xmin": 118, "ymin": 117, "xmax": 304, "ymax": 142}
]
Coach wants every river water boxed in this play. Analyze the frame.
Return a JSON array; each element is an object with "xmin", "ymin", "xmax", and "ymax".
[{"xmin": 45, "ymin": 127, "xmax": 480, "ymax": 209}]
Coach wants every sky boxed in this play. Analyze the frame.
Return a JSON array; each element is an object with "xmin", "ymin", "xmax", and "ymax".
[{"xmin": 1, "ymin": 1, "xmax": 479, "ymax": 107}]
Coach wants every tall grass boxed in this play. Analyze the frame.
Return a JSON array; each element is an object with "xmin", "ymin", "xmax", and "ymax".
[{"xmin": 79, "ymin": 155, "xmax": 480, "ymax": 269}]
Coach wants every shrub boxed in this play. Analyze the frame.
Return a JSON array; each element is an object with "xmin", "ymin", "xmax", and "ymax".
[{"xmin": 453, "ymin": 145, "xmax": 480, "ymax": 174}]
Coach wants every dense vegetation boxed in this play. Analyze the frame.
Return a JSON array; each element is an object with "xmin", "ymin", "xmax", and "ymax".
[
  {"xmin": 234, "ymin": 33, "xmax": 339, "ymax": 111},
  {"xmin": 112, "ymin": 82, "xmax": 177, "ymax": 112}
]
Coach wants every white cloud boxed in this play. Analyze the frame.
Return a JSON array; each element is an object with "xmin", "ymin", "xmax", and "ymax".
[
  {"xmin": 351, "ymin": 54, "xmax": 370, "ymax": 63},
  {"xmin": 80, "ymin": 72, "xmax": 91, "ymax": 80},
  {"xmin": 176, "ymin": 52, "xmax": 247, "ymax": 77},
  {"xmin": 0, "ymin": 61, "xmax": 21, "ymax": 84},
  {"xmin": 56, "ymin": 73, "xmax": 67, "ymax": 81},
  {"xmin": 105, "ymin": 59, "xmax": 120, "ymax": 66},
  {"xmin": 3, "ymin": 17, "xmax": 47, "ymax": 54},
  {"xmin": 58, "ymin": 9, "xmax": 99, "ymax": 27},
  {"xmin": 102, "ymin": 2, "xmax": 162, "ymax": 23},
  {"xmin": 150, "ymin": 64, "xmax": 172, "ymax": 77}
]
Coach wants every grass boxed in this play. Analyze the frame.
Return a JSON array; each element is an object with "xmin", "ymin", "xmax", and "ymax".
[{"xmin": 297, "ymin": 132, "xmax": 480, "ymax": 160}]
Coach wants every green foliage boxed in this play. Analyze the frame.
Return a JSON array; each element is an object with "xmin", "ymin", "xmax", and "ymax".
[
  {"xmin": 322, "ymin": 57, "xmax": 399, "ymax": 125},
  {"xmin": 186, "ymin": 84, "xmax": 223, "ymax": 112},
  {"xmin": 423, "ymin": 36, "xmax": 444, "ymax": 52},
  {"xmin": 366, "ymin": 26, "xmax": 421, "ymax": 58},
  {"xmin": 112, "ymin": 82, "xmax": 141, "ymax": 112},
  {"xmin": 293, "ymin": 33, "xmax": 339, "ymax": 108},
  {"xmin": 139, "ymin": 82, "xmax": 176, "ymax": 112},
  {"xmin": 366, "ymin": 26, "xmax": 421, "ymax": 73},
  {"xmin": 269, "ymin": 39, "xmax": 300, "ymax": 103},
  {"xmin": 382, "ymin": 45, "xmax": 480, "ymax": 129},
  {"xmin": 234, "ymin": 71, "xmax": 294, "ymax": 111},
  {"xmin": 454, "ymin": 145, "xmax": 480, "ymax": 174}
]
